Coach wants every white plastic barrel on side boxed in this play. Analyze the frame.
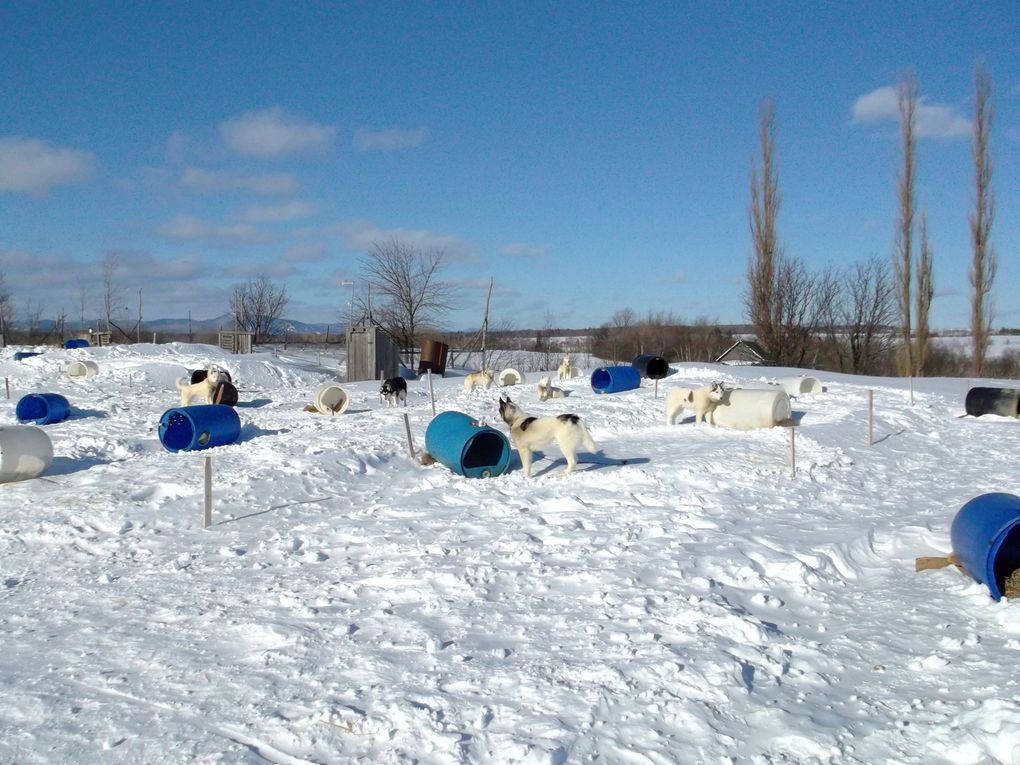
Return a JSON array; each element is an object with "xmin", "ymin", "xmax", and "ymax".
[
  {"xmin": 498, "ymin": 368, "xmax": 525, "ymax": 386},
  {"xmin": 0, "ymin": 425, "xmax": 54, "ymax": 482},
  {"xmin": 711, "ymin": 388, "xmax": 792, "ymax": 429},
  {"xmin": 314, "ymin": 383, "xmax": 350, "ymax": 414},
  {"xmin": 774, "ymin": 376, "xmax": 821, "ymax": 396},
  {"xmin": 67, "ymin": 360, "xmax": 99, "ymax": 379}
]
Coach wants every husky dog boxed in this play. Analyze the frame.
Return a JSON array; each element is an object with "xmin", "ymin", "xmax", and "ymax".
[
  {"xmin": 380, "ymin": 376, "xmax": 408, "ymax": 407},
  {"xmin": 665, "ymin": 381, "xmax": 726, "ymax": 426},
  {"xmin": 463, "ymin": 369, "xmax": 494, "ymax": 393},
  {"xmin": 176, "ymin": 369, "xmax": 226, "ymax": 407},
  {"xmin": 498, "ymin": 395, "xmax": 596, "ymax": 477},
  {"xmin": 537, "ymin": 375, "xmax": 566, "ymax": 401},
  {"xmin": 556, "ymin": 353, "xmax": 573, "ymax": 381}
]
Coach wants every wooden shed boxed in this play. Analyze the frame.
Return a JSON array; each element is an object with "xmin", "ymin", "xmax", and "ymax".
[
  {"xmin": 714, "ymin": 340, "xmax": 774, "ymax": 366},
  {"xmin": 346, "ymin": 319, "xmax": 400, "ymax": 382}
]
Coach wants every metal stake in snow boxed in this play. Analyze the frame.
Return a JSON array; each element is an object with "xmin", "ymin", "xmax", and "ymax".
[
  {"xmin": 789, "ymin": 425, "xmax": 796, "ymax": 479},
  {"xmin": 4, "ymin": 377, "xmax": 8, "ymax": 400},
  {"xmin": 427, "ymin": 369, "xmax": 436, "ymax": 417},
  {"xmin": 403, "ymin": 413, "xmax": 416, "ymax": 459},
  {"xmin": 203, "ymin": 456, "xmax": 213, "ymax": 528},
  {"xmin": 868, "ymin": 389, "xmax": 874, "ymax": 445}
]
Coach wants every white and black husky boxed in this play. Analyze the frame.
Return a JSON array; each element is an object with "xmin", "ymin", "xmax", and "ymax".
[
  {"xmin": 498, "ymin": 395, "xmax": 596, "ymax": 478},
  {"xmin": 380, "ymin": 376, "xmax": 407, "ymax": 407}
]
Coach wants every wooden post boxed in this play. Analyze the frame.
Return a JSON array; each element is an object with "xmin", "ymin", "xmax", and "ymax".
[
  {"xmin": 427, "ymin": 369, "xmax": 436, "ymax": 417},
  {"xmin": 789, "ymin": 425, "xmax": 796, "ymax": 479},
  {"xmin": 654, "ymin": 379, "xmax": 659, "ymax": 399},
  {"xmin": 868, "ymin": 389, "xmax": 874, "ymax": 445},
  {"xmin": 909, "ymin": 376, "xmax": 914, "ymax": 405},
  {"xmin": 4, "ymin": 377, "xmax": 8, "ymax": 400},
  {"xmin": 203, "ymin": 457, "xmax": 212, "ymax": 528},
  {"xmin": 402, "ymin": 413, "xmax": 416, "ymax": 459}
]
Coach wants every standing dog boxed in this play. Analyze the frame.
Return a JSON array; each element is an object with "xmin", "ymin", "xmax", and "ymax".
[
  {"xmin": 380, "ymin": 376, "xmax": 408, "ymax": 407},
  {"xmin": 665, "ymin": 381, "xmax": 726, "ymax": 425},
  {"xmin": 537, "ymin": 375, "xmax": 566, "ymax": 401},
  {"xmin": 176, "ymin": 370, "xmax": 225, "ymax": 407},
  {"xmin": 498, "ymin": 395, "xmax": 596, "ymax": 477},
  {"xmin": 556, "ymin": 353, "xmax": 573, "ymax": 381},
  {"xmin": 463, "ymin": 369, "xmax": 494, "ymax": 393}
]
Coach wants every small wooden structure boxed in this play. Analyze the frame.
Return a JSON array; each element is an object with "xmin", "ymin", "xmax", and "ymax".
[
  {"xmin": 346, "ymin": 318, "xmax": 399, "ymax": 383},
  {"xmin": 88, "ymin": 330, "xmax": 112, "ymax": 347},
  {"xmin": 218, "ymin": 331, "xmax": 254, "ymax": 354},
  {"xmin": 715, "ymin": 340, "xmax": 773, "ymax": 366}
]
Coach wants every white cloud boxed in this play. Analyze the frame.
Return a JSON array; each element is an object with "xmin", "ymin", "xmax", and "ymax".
[
  {"xmin": 501, "ymin": 243, "xmax": 548, "ymax": 258},
  {"xmin": 340, "ymin": 219, "xmax": 476, "ymax": 261},
  {"xmin": 180, "ymin": 167, "xmax": 299, "ymax": 195},
  {"xmin": 159, "ymin": 215, "xmax": 264, "ymax": 244},
  {"xmin": 669, "ymin": 271, "xmax": 686, "ymax": 284},
  {"xmin": 220, "ymin": 107, "xmax": 336, "ymax": 158},
  {"xmin": 0, "ymin": 136, "xmax": 95, "ymax": 194},
  {"xmin": 851, "ymin": 85, "xmax": 970, "ymax": 139},
  {"xmin": 354, "ymin": 126, "xmax": 428, "ymax": 151},
  {"xmin": 242, "ymin": 200, "xmax": 318, "ymax": 224}
]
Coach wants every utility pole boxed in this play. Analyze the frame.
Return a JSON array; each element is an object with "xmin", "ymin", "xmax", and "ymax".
[{"xmin": 137, "ymin": 289, "xmax": 142, "ymax": 344}]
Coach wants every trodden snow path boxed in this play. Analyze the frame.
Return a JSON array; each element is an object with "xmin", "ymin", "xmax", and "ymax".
[{"xmin": 1, "ymin": 343, "xmax": 1019, "ymax": 763}]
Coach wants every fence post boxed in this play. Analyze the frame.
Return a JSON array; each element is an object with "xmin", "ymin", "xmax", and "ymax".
[
  {"xmin": 868, "ymin": 389, "xmax": 874, "ymax": 445},
  {"xmin": 789, "ymin": 425, "xmax": 796, "ymax": 479},
  {"xmin": 403, "ymin": 413, "xmax": 416, "ymax": 459},
  {"xmin": 203, "ymin": 456, "xmax": 212, "ymax": 528},
  {"xmin": 427, "ymin": 369, "xmax": 436, "ymax": 417}
]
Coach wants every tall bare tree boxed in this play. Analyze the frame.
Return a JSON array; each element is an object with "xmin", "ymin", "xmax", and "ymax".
[
  {"xmin": 830, "ymin": 257, "xmax": 897, "ymax": 375},
  {"xmin": 773, "ymin": 258, "xmax": 839, "ymax": 368},
  {"xmin": 230, "ymin": 274, "xmax": 289, "ymax": 344},
  {"xmin": 894, "ymin": 70, "xmax": 918, "ymax": 377},
  {"xmin": 359, "ymin": 238, "xmax": 454, "ymax": 354},
  {"xmin": 0, "ymin": 270, "xmax": 10, "ymax": 347},
  {"xmin": 915, "ymin": 212, "xmax": 934, "ymax": 375},
  {"xmin": 970, "ymin": 62, "xmax": 996, "ymax": 377},
  {"xmin": 746, "ymin": 99, "xmax": 781, "ymax": 359},
  {"xmin": 101, "ymin": 253, "xmax": 121, "ymax": 333}
]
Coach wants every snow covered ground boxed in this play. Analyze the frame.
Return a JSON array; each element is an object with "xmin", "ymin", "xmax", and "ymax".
[{"xmin": 2, "ymin": 342, "xmax": 1019, "ymax": 764}]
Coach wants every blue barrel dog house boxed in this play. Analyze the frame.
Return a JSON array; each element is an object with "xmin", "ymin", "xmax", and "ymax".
[
  {"xmin": 951, "ymin": 492, "xmax": 1020, "ymax": 601},
  {"xmin": 591, "ymin": 366, "xmax": 641, "ymax": 394},
  {"xmin": 16, "ymin": 393, "xmax": 70, "ymax": 425},
  {"xmin": 13, "ymin": 351, "xmax": 42, "ymax": 361},
  {"xmin": 632, "ymin": 354, "xmax": 670, "ymax": 380},
  {"xmin": 158, "ymin": 404, "xmax": 241, "ymax": 452},
  {"xmin": 965, "ymin": 387, "xmax": 1020, "ymax": 418},
  {"xmin": 63, "ymin": 338, "xmax": 90, "ymax": 349},
  {"xmin": 425, "ymin": 411, "xmax": 510, "ymax": 478}
]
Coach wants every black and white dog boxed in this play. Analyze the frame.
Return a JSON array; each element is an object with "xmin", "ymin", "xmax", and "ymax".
[
  {"xmin": 498, "ymin": 395, "xmax": 596, "ymax": 477},
  {"xmin": 380, "ymin": 376, "xmax": 408, "ymax": 408}
]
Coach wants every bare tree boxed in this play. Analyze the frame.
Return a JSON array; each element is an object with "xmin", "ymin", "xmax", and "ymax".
[
  {"xmin": 230, "ymin": 274, "xmax": 289, "ymax": 344},
  {"xmin": 101, "ymin": 253, "xmax": 121, "ymax": 333},
  {"xmin": 773, "ymin": 258, "xmax": 840, "ymax": 368},
  {"xmin": 830, "ymin": 257, "xmax": 897, "ymax": 375},
  {"xmin": 359, "ymin": 238, "xmax": 455, "ymax": 355},
  {"xmin": 0, "ymin": 270, "xmax": 9, "ymax": 347},
  {"xmin": 894, "ymin": 70, "xmax": 918, "ymax": 377},
  {"xmin": 970, "ymin": 62, "xmax": 996, "ymax": 377},
  {"xmin": 746, "ymin": 99, "xmax": 781, "ymax": 359},
  {"xmin": 915, "ymin": 212, "xmax": 934, "ymax": 375}
]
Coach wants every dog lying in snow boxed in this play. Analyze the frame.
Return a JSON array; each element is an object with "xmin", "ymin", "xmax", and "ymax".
[
  {"xmin": 665, "ymin": 381, "xmax": 725, "ymax": 426},
  {"xmin": 498, "ymin": 395, "xmax": 596, "ymax": 477},
  {"xmin": 537, "ymin": 375, "xmax": 566, "ymax": 401},
  {"xmin": 176, "ymin": 369, "xmax": 227, "ymax": 407},
  {"xmin": 463, "ymin": 369, "xmax": 494, "ymax": 393}
]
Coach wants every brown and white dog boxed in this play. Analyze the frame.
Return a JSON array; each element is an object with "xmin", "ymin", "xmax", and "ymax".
[
  {"xmin": 556, "ymin": 353, "xmax": 573, "ymax": 381},
  {"xmin": 176, "ymin": 369, "xmax": 226, "ymax": 407},
  {"xmin": 665, "ymin": 381, "xmax": 726, "ymax": 426},
  {"xmin": 498, "ymin": 395, "xmax": 596, "ymax": 477},
  {"xmin": 463, "ymin": 369, "xmax": 494, "ymax": 393}
]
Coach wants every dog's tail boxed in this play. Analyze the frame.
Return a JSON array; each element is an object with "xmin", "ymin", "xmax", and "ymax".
[
  {"xmin": 580, "ymin": 420, "xmax": 596, "ymax": 453},
  {"xmin": 175, "ymin": 377, "xmax": 189, "ymax": 391}
]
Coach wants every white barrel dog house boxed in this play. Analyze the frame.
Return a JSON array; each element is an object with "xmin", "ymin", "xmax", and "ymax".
[
  {"xmin": 498, "ymin": 368, "xmax": 525, "ymax": 386},
  {"xmin": 711, "ymin": 388, "xmax": 792, "ymax": 430},
  {"xmin": 774, "ymin": 376, "xmax": 822, "ymax": 396},
  {"xmin": 313, "ymin": 383, "xmax": 350, "ymax": 415},
  {"xmin": 0, "ymin": 425, "xmax": 54, "ymax": 482},
  {"xmin": 67, "ymin": 360, "xmax": 99, "ymax": 379}
]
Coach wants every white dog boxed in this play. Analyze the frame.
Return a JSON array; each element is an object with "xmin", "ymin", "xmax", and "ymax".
[
  {"xmin": 463, "ymin": 369, "xmax": 494, "ymax": 393},
  {"xmin": 665, "ymin": 381, "xmax": 726, "ymax": 426},
  {"xmin": 176, "ymin": 369, "xmax": 225, "ymax": 407},
  {"xmin": 537, "ymin": 375, "xmax": 566, "ymax": 401},
  {"xmin": 556, "ymin": 353, "xmax": 573, "ymax": 381},
  {"xmin": 498, "ymin": 395, "xmax": 596, "ymax": 477}
]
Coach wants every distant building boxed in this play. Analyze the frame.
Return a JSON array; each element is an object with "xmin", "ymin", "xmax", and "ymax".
[{"xmin": 715, "ymin": 339, "xmax": 774, "ymax": 366}]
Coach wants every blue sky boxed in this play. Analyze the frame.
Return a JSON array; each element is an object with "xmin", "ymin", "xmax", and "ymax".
[{"xmin": 1, "ymin": 2, "xmax": 1017, "ymax": 332}]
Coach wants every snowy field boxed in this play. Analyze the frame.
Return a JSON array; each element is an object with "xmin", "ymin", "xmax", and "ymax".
[{"xmin": 2, "ymin": 342, "xmax": 1020, "ymax": 764}]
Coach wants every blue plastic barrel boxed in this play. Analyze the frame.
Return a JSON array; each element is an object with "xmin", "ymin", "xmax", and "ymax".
[
  {"xmin": 13, "ymin": 351, "xmax": 42, "ymax": 361},
  {"xmin": 424, "ymin": 411, "xmax": 510, "ymax": 478},
  {"xmin": 632, "ymin": 354, "xmax": 670, "ymax": 380},
  {"xmin": 591, "ymin": 366, "xmax": 641, "ymax": 394},
  {"xmin": 15, "ymin": 393, "xmax": 71, "ymax": 425},
  {"xmin": 158, "ymin": 404, "xmax": 241, "ymax": 452},
  {"xmin": 63, "ymin": 339, "xmax": 90, "ymax": 349},
  {"xmin": 950, "ymin": 492, "xmax": 1020, "ymax": 600}
]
